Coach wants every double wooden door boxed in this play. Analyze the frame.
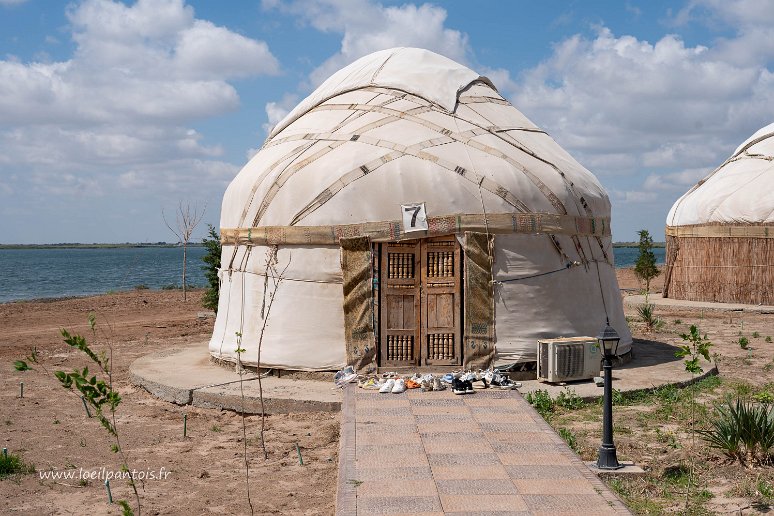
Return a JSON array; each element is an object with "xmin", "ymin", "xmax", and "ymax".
[{"xmin": 379, "ymin": 236, "xmax": 462, "ymax": 368}]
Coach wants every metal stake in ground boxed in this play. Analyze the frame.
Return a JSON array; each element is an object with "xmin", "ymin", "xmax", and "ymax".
[
  {"xmin": 104, "ymin": 479, "xmax": 113, "ymax": 504},
  {"xmin": 596, "ymin": 322, "xmax": 623, "ymax": 470},
  {"xmin": 19, "ymin": 382, "xmax": 23, "ymax": 399}
]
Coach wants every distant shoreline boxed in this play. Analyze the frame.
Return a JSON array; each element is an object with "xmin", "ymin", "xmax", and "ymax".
[{"xmin": 0, "ymin": 243, "xmax": 205, "ymax": 250}]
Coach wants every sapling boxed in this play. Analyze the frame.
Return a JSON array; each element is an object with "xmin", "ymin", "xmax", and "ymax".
[
  {"xmin": 20, "ymin": 315, "xmax": 140, "ymax": 515},
  {"xmin": 675, "ymin": 324, "xmax": 713, "ymax": 513}
]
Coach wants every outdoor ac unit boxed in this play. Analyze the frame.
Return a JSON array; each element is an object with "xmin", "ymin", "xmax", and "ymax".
[{"xmin": 537, "ymin": 337, "xmax": 601, "ymax": 383}]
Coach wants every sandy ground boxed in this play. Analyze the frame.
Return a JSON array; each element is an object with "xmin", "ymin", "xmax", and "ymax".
[
  {"xmin": 0, "ymin": 290, "xmax": 338, "ymax": 515},
  {"xmin": 1, "ymin": 267, "xmax": 772, "ymax": 515}
]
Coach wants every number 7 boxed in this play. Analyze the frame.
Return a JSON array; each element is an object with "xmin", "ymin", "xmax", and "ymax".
[{"xmin": 404, "ymin": 205, "xmax": 421, "ymax": 227}]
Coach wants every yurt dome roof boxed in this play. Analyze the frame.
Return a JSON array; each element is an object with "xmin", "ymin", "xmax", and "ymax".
[
  {"xmin": 667, "ymin": 122, "xmax": 774, "ymax": 227},
  {"xmin": 270, "ymin": 47, "xmax": 494, "ymax": 138},
  {"xmin": 222, "ymin": 47, "xmax": 612, "ymax": 239}
]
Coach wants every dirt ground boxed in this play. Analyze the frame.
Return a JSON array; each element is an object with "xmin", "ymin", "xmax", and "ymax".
[
  {"xmin": 1, "ymin": 268, "xmax": 772, "ymax": 515},
  {"xmin": 0, "ymin": 290, "xmax": 339, "ymax": 515}
]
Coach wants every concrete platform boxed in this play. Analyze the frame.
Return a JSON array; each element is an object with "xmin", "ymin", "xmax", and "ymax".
[
  {"xmin": 130, "ymin": 336, "xmax": 717, "ymax": 412},
  {"xmin": 336, "ymin": 385, "xmax": 632, "ymax": 515},
  {"xmin": 130, "ymin": 344, "xmax": 341, "ymax": 413},
  {"xmin": 517, "ymin": 338, "xmax": 717, "ymax": 400},
  {"xmin": 624, "ymin": 292, "xmax": 774, "ymax": 313}
]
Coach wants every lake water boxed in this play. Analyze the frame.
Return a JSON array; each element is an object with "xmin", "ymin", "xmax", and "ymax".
[{"xmin": 0, "ymin": 245, "xmax": 664, "ymax": 303}]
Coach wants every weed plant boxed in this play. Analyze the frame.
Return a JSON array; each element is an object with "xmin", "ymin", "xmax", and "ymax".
[
  {"xmin": 697, "ymin": 398, "xmax": 774, "ymax": 466},
  {"xmin": 0, "ymin": 451, "xmax": 34, "ymax": 478}
]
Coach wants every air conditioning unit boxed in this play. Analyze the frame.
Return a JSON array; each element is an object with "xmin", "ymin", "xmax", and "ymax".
[{"xmin": 537, "ymin": 337, "xmax": 601, "ymax": 383}]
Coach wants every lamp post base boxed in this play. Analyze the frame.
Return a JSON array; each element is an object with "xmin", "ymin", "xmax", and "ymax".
[{"xmin": 596, "ymin": 444, "xmax": 623, "ymax": 470}]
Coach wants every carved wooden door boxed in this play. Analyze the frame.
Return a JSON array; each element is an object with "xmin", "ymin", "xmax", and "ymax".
[
  {"xmin": 420, "ymin": 236, "xmax": 462, "ymax": 367},
  {"xmin": 379, "ymin": 236, "xmax": 461, "ymax": 368}
]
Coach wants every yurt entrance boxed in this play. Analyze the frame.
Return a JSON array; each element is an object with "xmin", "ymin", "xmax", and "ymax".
[{"xmin": 377, "ymin": 235, "xmax": 462, "ymax": 369}]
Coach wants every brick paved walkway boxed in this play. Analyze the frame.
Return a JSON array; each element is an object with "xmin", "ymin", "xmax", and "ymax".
[{"xmin": 336, "ymin": 385, "xmax": 631, "ymax": 515}]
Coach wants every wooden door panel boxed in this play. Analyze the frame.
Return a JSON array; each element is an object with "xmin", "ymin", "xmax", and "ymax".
[
  {"xmin": 420, "ymin": 236, "xmax": 462, "ymax": 367},
  {"xmin": 386, "ymin": 294, "xmax": 415, "ymax": 329},
  {"xmin": 427, "ymin": 293, "xmax": 454, "ymax": 329},
  {"xmin": 380, "ymin": 241, "xmax": 420, "ymax": 367}
]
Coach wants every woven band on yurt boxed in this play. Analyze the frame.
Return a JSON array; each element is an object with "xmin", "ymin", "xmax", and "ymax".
[
  {"xmin": 340, "ymin": 237, "xmax": 377, "ymax": 374},
  {"xmin": 221, "ymin": 212, "xmax": 610, "ymax": 246},
  {"xmin": 462, "ymin": 232, "xmax": 496, "ymax": 370},
  {"xmin": 666, "ymin": 224, "xmax": 773, "ymax": 238}
]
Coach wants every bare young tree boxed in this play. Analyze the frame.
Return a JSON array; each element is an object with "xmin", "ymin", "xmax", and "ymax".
[{"xmin": 163, "ymin": 201, "xmax": 206, "ymax": 301}]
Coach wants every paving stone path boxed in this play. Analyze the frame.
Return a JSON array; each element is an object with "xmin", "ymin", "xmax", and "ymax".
[{"xmin": 336, "ymin": 385, "xmax": 632, "ymax": 515}]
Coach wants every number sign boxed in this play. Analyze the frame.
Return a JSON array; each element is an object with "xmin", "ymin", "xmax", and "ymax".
[{"xmin": 401, "ymin": 203, "xmax": 428, "ymax": 232}]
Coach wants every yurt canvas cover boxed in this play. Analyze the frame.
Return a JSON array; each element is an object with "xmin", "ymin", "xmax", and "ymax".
[
  {"xmin": 209, "ymin": 47, "xmax": 632, "ymax": 372},
  {"xmin": 665, "ymin": 123, "xmax": 774, "ymax": 305}
]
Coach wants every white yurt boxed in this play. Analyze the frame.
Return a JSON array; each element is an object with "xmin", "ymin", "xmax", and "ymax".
[
  {"xmin": 664, "ymin": 123, "xmax": 774, "ymax": 305},
  {"xmin": 209, "ymin": 47, "xmax": 632, "ymax": 373}
]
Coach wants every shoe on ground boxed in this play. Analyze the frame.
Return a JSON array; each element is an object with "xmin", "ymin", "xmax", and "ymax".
[
  {"xmin": 464, "ymin": 379, "xmax": 475, "ymax": 394},
  {"xmin": 433, "ymin": 377, "xmax": 446, "ymax": 391},
  {"xmin": 405, "ymin": 379, "xmax": 421, "ymax": 389},
  {"xmin": 451, "ymin": 378, "xmax": 466, "ymax": 395},
  {"xmin": 420, "ymin": 379, "xmax": 434, "ymax": 392},
  {"xmin": 392, "ymin": 378, "xmax": 407, "ymax": 393},
  {"xmin": 441, "ymin": 373, "xmax": 455, "ymax": 384},
  {"xmin": 336, "ymin": 372, "xmax": 359, "ymax": 387},
  {"xmin": 379, "ymin": 379, "xmax": 396, "ymax": 393},
  {"xmin": 359, "ymin": 377, "xmax": 379, "ymax": 390}
]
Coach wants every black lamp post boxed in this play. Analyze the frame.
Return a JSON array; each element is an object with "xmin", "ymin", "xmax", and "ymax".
[{"xmin": 596, "ymin": 322, "xmax": 623, "ymax": 470}]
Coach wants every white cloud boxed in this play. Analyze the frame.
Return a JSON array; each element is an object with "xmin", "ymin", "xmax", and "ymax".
[
  {"xmin": 511, "ymin": 21, "xmax": 774, "ymax": 201},
  {"xmin": 265, "ymin": 0, "xmax": 470, "ymax": 87},
  {"xmin": 0, "ymin": 0, "xmax": 283, "ymax": 242},
  {"xmin": 261, "ymin": 0, "xmax": 471, "ymax": 136},
  {"xmin": 0, "ymin": 0, "xmax": 279, "ymax": 204},
  {"xmin": 0, "ymin": 0, "xmax": 279, "ymax": 127}
]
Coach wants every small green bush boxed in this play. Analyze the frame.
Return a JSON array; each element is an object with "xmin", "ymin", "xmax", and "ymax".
[
  {"xmin": 558, "ymin": 427, "xmax": 578, "ymax": 452},
  {"xmin": 525, "ymin": 389, "xmax": 554, "ymax": 418},
  {"xmin": 697, "ymin": 398, "xmax": 774, "ymax": 466},
  {"xmin": 637, "ymin": 303, "xmax": 663, "ymax": 331},
  {"xmin": 752, "ymin": 331, "xmax": 761, "ymax": 338},
  {"xmin": 0, "ymin": 452, "xmax": 34, "ymax": 478},
  {"xmin": 201, "ymin": 224, "xmax": 221, "ymax": 313},
  {"xmin": 766, "ymin": 336, "xmax": 772, "ymax": 343},
  {"xmin": 555, "ymin": 388, "xmax": 585, "ymax": 410},
  {"xmin": 674, "ymin": 319, "xmax": 682, "ymax": 324},
  {"xmin": 739, "ymin": 337, "xmax": 749, "ymax": 349}
]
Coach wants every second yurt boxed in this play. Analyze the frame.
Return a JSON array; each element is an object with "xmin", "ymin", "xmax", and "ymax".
[{"xmin": 665, "ymin": 124, "xmax": 774, "ymax": 305}]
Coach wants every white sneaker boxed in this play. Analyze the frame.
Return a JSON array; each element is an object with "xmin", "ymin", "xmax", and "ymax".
[
  {"xmin": 379, "ymin": 379, "xmax": 395, "ymax": 393},
  {"xmin": 391, "ymin": 378, "xmax": 406, "ymax": 394}
]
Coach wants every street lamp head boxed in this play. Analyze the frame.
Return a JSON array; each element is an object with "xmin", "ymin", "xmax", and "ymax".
[{"xmin": 596, "ymin": 323, "xmax": 620, "ymax": 358}]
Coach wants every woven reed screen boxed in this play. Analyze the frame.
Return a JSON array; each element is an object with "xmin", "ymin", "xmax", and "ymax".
[{"xmin": 664, "ymin": 233, "xmax": 774, "ymax": 305}]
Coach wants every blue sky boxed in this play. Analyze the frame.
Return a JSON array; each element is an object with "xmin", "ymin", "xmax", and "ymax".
[{"xmin": 1, "ymin": 0, "xmax": 772, "ymax": 243}]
